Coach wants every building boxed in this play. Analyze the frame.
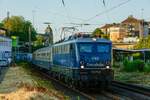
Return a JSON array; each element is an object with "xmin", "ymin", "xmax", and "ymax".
[
  {"xmin": 121, "ymin": 15, "xmax": 149, "ymax": 38},
  {"xmin": 100, "ymin": 23, "xmax": 126, "ymax": 42},
  {"xmin": 147, "ymin": 22, "xmax": 150, "ymax": 34},
  {"xmin": 100, "ymin": 15, "xmax": 149, "ymax": 43},
  {"xmin": 0, "ymin": 28, "xmax": 7, "ymax": 36},
  {"xmin": 100, "ymin": 24, "xmax": 113, "ymax": 35},
  {"xmin": 109, "ymin": 24, "xmax": 126, "ymax": 42}
]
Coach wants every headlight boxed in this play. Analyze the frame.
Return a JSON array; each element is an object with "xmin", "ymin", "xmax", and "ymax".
[
  {"xmin": 81, "ymin": 65, "xmax": 84, "ymax": 69},
  {"xmin": 106, "ymin": 66, "xmax": 110, "ymax": 69}
]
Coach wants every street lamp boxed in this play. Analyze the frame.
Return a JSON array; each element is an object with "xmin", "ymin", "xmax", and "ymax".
[{"xmin": 44, "ymin": 22, "xmax": 51, "ymax": 25}]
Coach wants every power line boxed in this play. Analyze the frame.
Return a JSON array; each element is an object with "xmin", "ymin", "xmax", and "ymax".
[
  {"xmin": 61, "ymin": 0, "xmax": 65, "ymax": 7},
  {"xmin": 102, "ymin": 0, "xmax": 106, "ymax": 7},
  {"xmin": 85, "ymin": 0, "xmax": 132, "ymax": 22},
  {"xmin": 101, "ymin": 0, "xmax": 112, "ymax": 23}
]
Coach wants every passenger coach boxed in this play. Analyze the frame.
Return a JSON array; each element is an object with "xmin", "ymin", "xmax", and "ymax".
[{"xmin": 0, "ymin": 36, "xmax": 12, "ymax": 67}]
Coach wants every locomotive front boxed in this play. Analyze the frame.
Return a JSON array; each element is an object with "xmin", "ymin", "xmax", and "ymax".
[{"xmin": 75, "ymin": 38, "xmax": 114, "ymax": 87}]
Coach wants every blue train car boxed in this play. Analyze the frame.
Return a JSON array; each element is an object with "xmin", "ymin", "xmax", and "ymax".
[
  {"xmin": 0, "ymin": 36, "xmax": 12, "ymax": 67},
  {"xmin": 32, "ymin": 34, "xmax": 114, "ymax": 88},
  {"xmin": 52, "ymin": 37, "xmax": 113, "ymax": 87},
  {"xmin": 16, "ymin": 53, "xmax": 32, "ymax": 62},
  {"xmin": 32, "ymin": 46, "xmax": 52, "ymax": 70}
]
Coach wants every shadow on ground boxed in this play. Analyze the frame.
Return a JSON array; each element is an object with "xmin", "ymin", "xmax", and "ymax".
[{"xmin": 0, "ymin": 67, "xmax": 9, "ymax": 83}]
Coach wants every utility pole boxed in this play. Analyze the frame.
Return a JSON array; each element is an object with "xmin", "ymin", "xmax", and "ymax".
[
  {"xmin": 6, "ymin": 11, "xmax": 10, "ymax": 36},
  {"xmin": 141, "ymin": 8, "xmax": 144, "ymax": 19},
  {"xmin": 32, "ymin": 10, "xmax": 36, "ymax": 28},
  {"xmin": 29, "ymin": 26, "xmax": 32, "ymax": 53},
  {"xmin": 7, "ymin": 11, "xmax": 10, "ymax": 21}
]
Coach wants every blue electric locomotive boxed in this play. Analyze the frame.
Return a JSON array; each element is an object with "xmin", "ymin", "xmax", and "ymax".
[{"xmin": 32, "ymin": 34, "xmax": 114, "ymax": 88}]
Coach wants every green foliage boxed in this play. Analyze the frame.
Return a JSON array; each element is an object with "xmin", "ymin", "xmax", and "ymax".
[
  {"xmin": 33, "ymin": 35, "xmax": 45, "ymax": 50},
  {"xmin": 92, "ymin": 28, "xmax": 104, "ymax": 38},
  {"xmin": 101, "ymin": 33, "xmax": 109, "ymax": 39},
  {"xmin": 34, "ymin": 35, "xmax": 45, "ymax": 46},
  {"xmin": 135, "ymin": 35, "xmax": 150, "ymax": 49},
  {"xmin": 3, "ymin": 16, "xmax": 24, "ymax": 33},
  {"xmin": 0, "ymin": 22, "xmax": 3, "ymax": 28},
  {"xmin": 132, "ymin": 53, "xmax": 142, "ymax": 59},
  {"xmin": 92, "ymin": 28, "xmax": 109, "ymax": 39},
  {"xmin": 144, "ymin": 63, "xmax": 150, "ymax": 72},
  {"xmin": 112, "ymin": 63, "xmax": 120, "ymax": 68},
  {"xmin": 2, "ymin": 16, "xmax": 37, "ymax": 42},
  {"xmin": 123, "ymin": 59, "xmax": 144, "ymax": 72}
]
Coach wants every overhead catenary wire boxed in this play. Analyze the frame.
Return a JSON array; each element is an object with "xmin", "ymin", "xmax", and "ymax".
[
  {"xmin": 60, "ymin": 0, "xmax": 85, "ymax": 38},
  {"xmin": 85, "ymin": 0, "xmax": 132, "ymax": 22},
  {"xmin": 58, "ymin": 0, "xmax": 109, "ymax": 29},
  {"xmin": 61, "ymin": 0, "xmax": 65, "ymax": 7},
  {"xmin": 102, "ymin": 0, "xmax": 106, "ymax": 7},
  {"xmin": 101, "ymin": 0, "xmax": 112, "ymax": 23}
]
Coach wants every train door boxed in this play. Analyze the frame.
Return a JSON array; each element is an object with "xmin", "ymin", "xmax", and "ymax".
[{"xmin": 70, "ymin": 43, "xmax": 76, "ymax": 67}]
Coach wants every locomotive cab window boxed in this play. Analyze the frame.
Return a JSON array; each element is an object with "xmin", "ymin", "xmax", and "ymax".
[
  {"xmin": 97, "ymin": 45, "xmax": 109, "ymax": 53},
  {"xmin": 79, "ymin": 44, "xmax": 92, "ymax": 53}
]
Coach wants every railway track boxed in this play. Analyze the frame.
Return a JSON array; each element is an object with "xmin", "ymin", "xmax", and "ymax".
[
  {"xmin": 32, "ymin": 66, "xmax": 95, "ymax": 100},
  {"xmin": 111, "ymin": 81, "xmax": 150, "ymax": 99},
  {"xmin": 38, "ymin": 71, "xmax": 126, "ymax": 100},
  {"xmin": 31, "ymin": 66, "xmax": 125, "ymax": 100},
  {"xmin": 112, "ymin": 81, "xmax": 150, "ymax": 96},
  {"xmin": 42, "ymin": 72, "xmax": 95, "ymax": 100},
  {"xmin": 30, "ymin": 65, "xmax": 150, "ymax": 100}
]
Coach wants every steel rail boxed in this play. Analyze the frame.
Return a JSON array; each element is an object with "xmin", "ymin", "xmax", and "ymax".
[
  {"xmin": 32, "ymin": 66, "xmax": 95, "ymax": 100},
  {"xmin": 112, "ymin": 81, "xmax": 150, "ymax": 97}
]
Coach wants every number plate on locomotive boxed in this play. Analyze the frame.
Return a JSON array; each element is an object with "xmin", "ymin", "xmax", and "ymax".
[{"xmin": 91, "ymin": 71, "xmax": 101, "ymax": 74}]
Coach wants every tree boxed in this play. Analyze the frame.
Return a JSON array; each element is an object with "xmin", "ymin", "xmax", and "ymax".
[
  {"xmin": 34, "ymin": 35, "xmax": 45, "ymax": 46},
  {"xmin": 134, "ymin": 35, "xmax": 150, "ymax": 49},
  {"xmin": 33, "ymin": 35, "xmax": 45, "ymax": 50},
  {"xmin": 2, "ymin": 16, "xmax": 37, "ymax": 42},
  {"xmin": 92, "ymin": 28, "xmax": 109, "ymax": 39},
  {"xmin": 0, "ymin": 22, "xmax": 3, "ymax": 28}
]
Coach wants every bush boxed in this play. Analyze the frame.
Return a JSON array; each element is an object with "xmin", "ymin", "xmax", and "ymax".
[
  {"xmin": 134, "ymin": 59, "xmax": 144, "ymax": 72},
  {"xmin": 123, "ymin": 59, "xmax": 128, "ymax": 67},
  {"xmin": 123, "ymin": 59, "xmax": 144, "ymax": 72},
  {"xmin": 144, "ymin": 63, "xmax": 150, "ymax": 72},
  {"xmin": 132, "ymin": 53, "xmax": 142, "ymax": 59},
  {"xmin": 113, "ymin": 62, "xmax": 122, "ymax": 68}
]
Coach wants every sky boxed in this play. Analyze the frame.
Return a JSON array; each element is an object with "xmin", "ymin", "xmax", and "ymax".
[{"xmin": 0, "ymin": 0, "xmax": 150, "ymax": 41}]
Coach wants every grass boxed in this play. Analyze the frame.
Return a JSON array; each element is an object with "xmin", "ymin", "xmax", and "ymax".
[
  {"xmin": 113, "ymin": 60, "xmax": 150, "ymax": 87},
  {"xmin": 0, "ymin": 62, "xmax": 69, "ymax": 100},
  {"xmin": 18, "ymin": 62, "xmax": 70, "ymax": 100},
  {"xmin": 113, "ymin": 67, "xmax": 150, "ymax": 87}
]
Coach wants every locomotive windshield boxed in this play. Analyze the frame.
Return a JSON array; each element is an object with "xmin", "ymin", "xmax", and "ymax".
[
  {"xmin": 97, "ymin": 45, "xmax": 109, "ymax": 53},
  {"xmin": 77, "ymin": 43, "xmax": 111, "ymax": 68},
  {"xmin": 78, "ymin": 43, "xmax": 110, "ymax": 53},
  {"xmin": 79, "ymin": 44, "xmax": 93, "ymax": 53}
]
